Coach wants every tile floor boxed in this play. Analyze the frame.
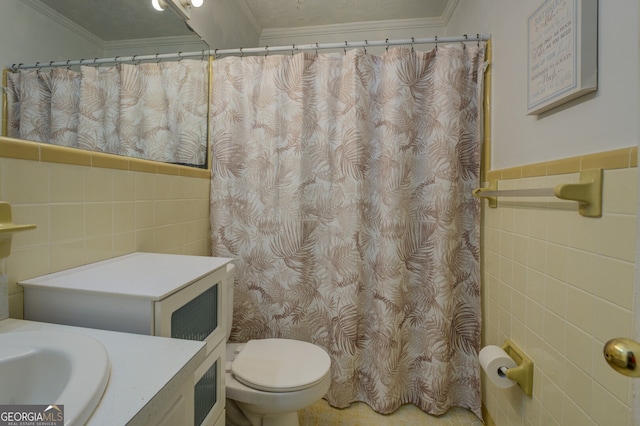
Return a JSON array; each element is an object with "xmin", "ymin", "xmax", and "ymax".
[{"xmin": 299, "ymin": 400, "xmax": 484, "ymax": 425}]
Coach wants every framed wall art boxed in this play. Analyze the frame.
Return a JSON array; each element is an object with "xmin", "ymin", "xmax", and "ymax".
[{"xmin": 527, "ymin": 0, "xmax": 598, "ymax": 115}]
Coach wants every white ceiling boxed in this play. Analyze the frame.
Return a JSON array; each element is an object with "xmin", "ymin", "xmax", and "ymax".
[
  {"xmin": 244, "ymin": 0, "xmax": 447, "ymax": 28},
  {"xmin": 36, "ymin": 0, "xmax": 447, "ymax": 42}
]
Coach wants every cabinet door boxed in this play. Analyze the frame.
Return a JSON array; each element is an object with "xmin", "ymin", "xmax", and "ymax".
[
  {"xmin": 154, "ymin": 267, "xmax": 227, "ymax": 353},
  {"xmin": 213, "ymin": 410, "xmax": 226, "ymax": 426},
  {"xmin": 194, "ymin": 342, "xmax": 225, "ymax": 426},
  {"xmin": 146, "ymin": 379, "xmax": 195, "ymax": 426},
  {"xmin": 155, "ymin": 394, "xmax": 186, "ymax": 426}
]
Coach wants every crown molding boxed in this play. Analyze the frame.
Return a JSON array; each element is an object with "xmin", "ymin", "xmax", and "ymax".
[
  {"xmin": 261, "ymin": 17, "xmax": 444, "ymax": 42},
  {"xmin": 19, "ymin": 0, "xmax": 105, "ymax": 50},
  {"xmin": 440, "ymin": 0, "xmax": 460, "ymax": 26}
]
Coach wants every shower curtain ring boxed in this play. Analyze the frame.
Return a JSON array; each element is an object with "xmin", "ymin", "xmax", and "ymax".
[
  {"xmin": 385, "ymin": 38, "xmax": 389, "ymax": 52},
  {"xmin": 364, "ymin": 40, "xmax": 368, "ymax": 55},
  {"xmin": 344, "ymin": 41, "xmax": 348, "ymax": 55},
  {"xmin": 265, "ymin": 46, "xmax": 269, "ymax": 57},
  {"xmin": 315, "ymin": 42, "xmax": 319, "ymax": 55},
  {"xmin": 435, "ymin": 35, "xmax": 438, "ymax": 52},
  {"xmin": 411, "ymin": 36, "xmax": 415, "ymax": 53}
]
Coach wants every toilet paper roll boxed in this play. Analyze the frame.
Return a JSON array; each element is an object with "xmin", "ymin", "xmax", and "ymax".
[{"xmin": 479, "ymin": 345, "xmax": 518, "ymax": 389}]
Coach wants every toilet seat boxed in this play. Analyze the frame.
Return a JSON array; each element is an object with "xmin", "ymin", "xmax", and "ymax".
[{"xmin": 231, "ymin": 338, "xmax": 331, "ymax": 392}]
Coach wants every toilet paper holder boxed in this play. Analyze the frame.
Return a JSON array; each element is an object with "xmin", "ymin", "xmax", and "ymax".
[{"xmin": 500, "ymin": 339, "xmax": 534, "ymax": 396}]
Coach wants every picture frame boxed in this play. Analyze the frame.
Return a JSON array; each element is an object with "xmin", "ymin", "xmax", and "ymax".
[{"xmin": 527, "ymin": 0, "xmax": 598, "ymax": 115}]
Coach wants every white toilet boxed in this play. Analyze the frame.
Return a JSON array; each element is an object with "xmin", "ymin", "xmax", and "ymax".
[{"xmin": 224, "ymin": 265, "xmax": 332, "ymax": 426}]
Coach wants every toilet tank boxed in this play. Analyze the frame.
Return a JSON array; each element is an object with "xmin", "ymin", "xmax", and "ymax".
[{"xmin": 226, "ymin": 263, "xmax": 236, "ymax": 338}]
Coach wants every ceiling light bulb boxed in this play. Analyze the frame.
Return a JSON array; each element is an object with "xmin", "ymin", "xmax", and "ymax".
[
  {"xmin": 152, "ymin": 0, "xmax": 166, "ymax": 11},
  {"xmin": 191, "ymin": 0, "xmax": 204, "ymax": 7}
]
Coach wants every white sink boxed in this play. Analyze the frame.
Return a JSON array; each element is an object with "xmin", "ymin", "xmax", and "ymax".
[{"xmin": 0, "ymin": 330, "xmax": 110, "ymax": 425}]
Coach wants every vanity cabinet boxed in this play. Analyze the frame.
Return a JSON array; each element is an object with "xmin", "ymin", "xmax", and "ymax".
[
  {"xmin": 0, "ymin": 318, "xmax": 207, "ymax": 426},
  {"xmin": 143, "ymin": 379, "xmax": 193, "ymax": 426},
  {"xmin": 20, "ymin": 252, "xmax": 232, "ymax": 426}
]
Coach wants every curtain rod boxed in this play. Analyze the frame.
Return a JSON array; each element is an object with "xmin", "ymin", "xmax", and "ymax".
[{"xmin": 10, "ymin": 34, "xmax": 490, "ymax": 71}]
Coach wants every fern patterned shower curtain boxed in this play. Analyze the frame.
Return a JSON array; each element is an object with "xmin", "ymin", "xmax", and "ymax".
[
  {"xmin": 210, "ymin": 44, "xmax": 486, "ymax": 417},
  {"xmin": 5, "ymin": 59, "xmax": 208, "ymax": 166}
]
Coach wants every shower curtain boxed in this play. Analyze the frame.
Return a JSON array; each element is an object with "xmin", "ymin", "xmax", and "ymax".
[
  {"xmin": 5, "ymin": 59, "xmax": 208, "ymax": 166},
  {"xmin": 210, "ymin": 44, "xmax": 486, "ymax": 417}
]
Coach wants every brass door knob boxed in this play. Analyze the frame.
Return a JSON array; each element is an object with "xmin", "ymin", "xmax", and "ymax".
[{"xmin": 604, "ymin": 338, "xmax": 640, "ymax": 378}]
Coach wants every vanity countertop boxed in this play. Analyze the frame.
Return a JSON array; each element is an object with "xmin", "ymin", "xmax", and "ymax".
[{"xmin": 0, "ymin": 318, "xmax": 206, "ymax": 425}]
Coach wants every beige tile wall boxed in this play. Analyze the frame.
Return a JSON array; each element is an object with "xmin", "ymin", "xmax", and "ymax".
[
  {"xmin": 481, "ymin": 149, "xmax": 637, "ymax": 425},
  {"xmin": 2, "ymin": 133, "xmax": 636, "ymax": 425},
  {"xmin": 0, "ymin": 145, "xmax": 212, "ymax": 318}
]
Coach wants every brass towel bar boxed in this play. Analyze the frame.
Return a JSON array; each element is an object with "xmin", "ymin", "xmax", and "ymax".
[{"xmin": 473, "ymin": 168, "xmax": 603, "ymax": 218}]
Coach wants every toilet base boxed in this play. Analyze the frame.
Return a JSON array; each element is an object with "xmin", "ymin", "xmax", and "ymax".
[
  {"xmin": 244, "ymin": 409, "xmax": 299, "ymax": 426},
  {"xmin": 226, "ymin": 398, "xmax": 300, "ymax": 426}
]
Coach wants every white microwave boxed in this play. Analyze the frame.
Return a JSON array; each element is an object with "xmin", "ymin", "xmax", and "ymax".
[{"xmin": 21, "ymin": 252, "xmax": 233, "ymax": 426}]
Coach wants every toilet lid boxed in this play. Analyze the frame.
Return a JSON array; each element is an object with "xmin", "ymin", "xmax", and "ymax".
[{"xmin": 231, "ymin": 338, "xmax": 331, "ymax": 392}]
